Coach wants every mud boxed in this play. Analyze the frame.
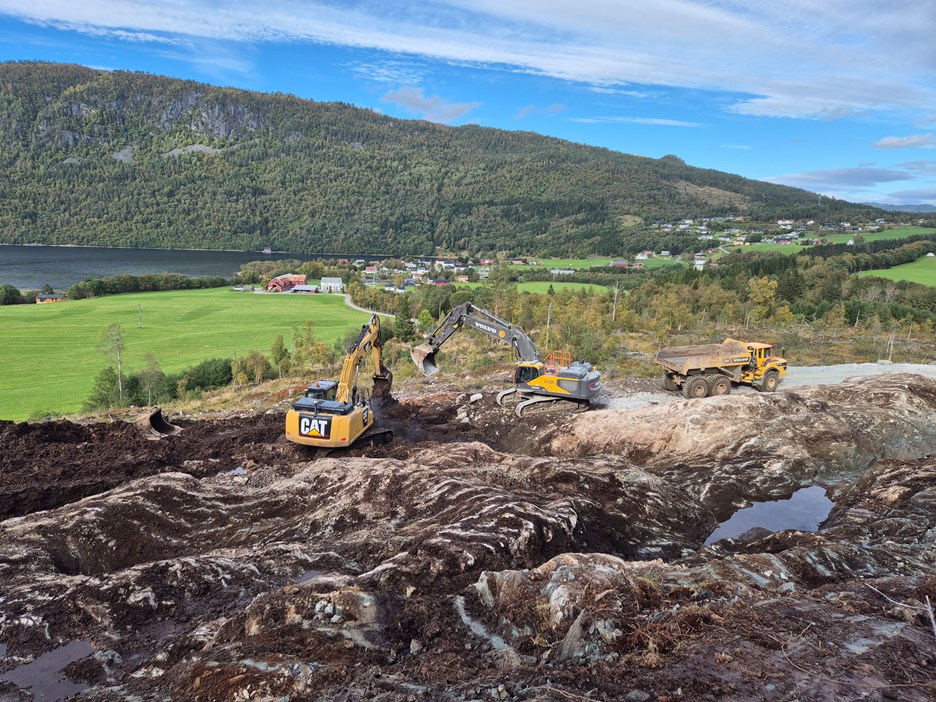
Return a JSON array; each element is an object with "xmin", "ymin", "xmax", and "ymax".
[{"xmin": 0, "ymin": 373, "xmax": 935, "ymax": 701}]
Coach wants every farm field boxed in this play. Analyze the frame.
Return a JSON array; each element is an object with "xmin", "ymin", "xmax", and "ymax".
[
  {"xmin": 734, "ymin": 225, "xmax": 932, "ymax": 254},
  {"xmin": 452, "ymin": 281, "xmax": 605, "ymax": 294},
  {"xmin": 0, "ymin": 287, "xmax": 370, "ymax": 421},
  {"xmin": 509, "ymin": 256, "xmax": 682, "ymax": 270},
  {"xmin": 856, "ymin": 255, "xmax": 936, "ymax": 286}
]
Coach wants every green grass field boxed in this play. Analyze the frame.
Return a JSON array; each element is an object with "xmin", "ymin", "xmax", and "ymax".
[
  {"xmin": 856, "ymin": 255, "xmax": 936, "ymax": 286},
  {"xmin": 454, "ymin": 281, "xmax": 605, "ymax": 294},
  {"xmin": 509, "ymin": 256, "xmax": 682, "ymax": 270},
  {"xmin": 0, "ymin": 288, "xmax": 371, "ymax": 421},
  {"xmin": 735, "ymin": 226, "xmax": 932, "ymax": 255}
]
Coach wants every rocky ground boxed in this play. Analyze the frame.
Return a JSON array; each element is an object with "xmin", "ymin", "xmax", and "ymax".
[{"xmin": 1, "ymin": 372, "xmax": 935, "ymax": 701}]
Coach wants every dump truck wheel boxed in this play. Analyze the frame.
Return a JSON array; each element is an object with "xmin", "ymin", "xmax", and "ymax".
[
  {"xmin": 708, "ymin": 375, "xmax": 731, "ymax": 396},
  {"xmin": 682, "ymin": 376, "xmax": 709, "ymax": 399},
  {"xmin": 760, "ymin": 370, "xmax": 779, "ymax": 392},
  {"xmin": 664, "ymin": 374, "xmax": 679, "ymax": 392}
]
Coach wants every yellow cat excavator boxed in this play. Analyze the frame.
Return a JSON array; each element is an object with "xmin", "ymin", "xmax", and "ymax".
[
  {"xmin": 285, "ymin": 314, "xmax": 393, "ymax": 448},
  {"xmin": 411, "ymin": 302, "xmax": 602, "ymax": 417}
]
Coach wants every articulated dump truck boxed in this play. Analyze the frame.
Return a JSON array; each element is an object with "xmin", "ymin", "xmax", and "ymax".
[{"xmin": 653, "ymin": 338, "xmax": 788, "ymax": 399}]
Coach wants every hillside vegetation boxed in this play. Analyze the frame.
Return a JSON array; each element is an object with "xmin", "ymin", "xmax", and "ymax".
[{"xmin": 0, "ymin": 61, "xmax": 883, "ymax": 257}]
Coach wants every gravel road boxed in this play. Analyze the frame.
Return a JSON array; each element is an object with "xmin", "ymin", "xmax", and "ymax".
[{"xmin": 603, "ymin": 361, "xmax": 936, "ymax": 411}]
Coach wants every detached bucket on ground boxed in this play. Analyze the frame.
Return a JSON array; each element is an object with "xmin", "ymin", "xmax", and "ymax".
[
  {"xmin": 411, "ymin": 344, "xmax": 439, "ymax": 376},
  {"xmin": 138, "ymin": 407, "xmax": 182, "ymax": 438}
]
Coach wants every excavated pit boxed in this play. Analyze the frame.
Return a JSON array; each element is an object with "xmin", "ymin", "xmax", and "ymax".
[{"xmin": 1, "ymin": 373, "xmax": 935, "ymax": 700}]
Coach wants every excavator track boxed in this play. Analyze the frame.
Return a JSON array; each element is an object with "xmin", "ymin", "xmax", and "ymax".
[
  {"xmin": 514, "ymin": 395, "xmax": 589, "ymax": 418},
  {"xmin": 495, "ymin": 388, "xmax": 521, "ymax": 406}
]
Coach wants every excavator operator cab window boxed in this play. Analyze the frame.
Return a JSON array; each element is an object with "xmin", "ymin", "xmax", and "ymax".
[
  {"xmin": 305, "ymin": 383, "xmax": 338, "ymax": 402},
  {"xmin": 515, "ymin": 365, "xmax": 540, "ymax": 385}
]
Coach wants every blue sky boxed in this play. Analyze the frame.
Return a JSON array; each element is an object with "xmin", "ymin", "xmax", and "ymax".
[{"xmin": 2, "ymin": 0, "xmax": 935, "ymax": 207}]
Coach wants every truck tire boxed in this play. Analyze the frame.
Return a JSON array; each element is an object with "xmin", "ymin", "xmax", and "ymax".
[
  {"xmin": 664, "ymin": 373, "xmax": 679, "ymax": 392},
  {"xmin": 757, "ymin": 370, "xmax": 780, "ymax": 392},
  {"xmin": 708, "ymin": 375, "xmax": 731, "ymax": 396},
  {"xmin": 682, "ymin": 376, "xmax": 709, "ymax": 399}
]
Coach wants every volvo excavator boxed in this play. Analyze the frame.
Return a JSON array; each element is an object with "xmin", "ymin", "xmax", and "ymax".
[
  {"xmin": 285, "ymin": 314, "xmax": 393, "ymax": 448},
  {"xmin": 411, "ymin": 302, "xmax": 601, "ymax": 417}
]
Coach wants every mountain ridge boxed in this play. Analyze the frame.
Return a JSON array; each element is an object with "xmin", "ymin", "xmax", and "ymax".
[{"xmin": 0, "ymin": 61, "xmax": 883, "ymax": 256}]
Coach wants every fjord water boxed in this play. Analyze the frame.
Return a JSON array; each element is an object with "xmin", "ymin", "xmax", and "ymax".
[{"xmin": 0, "ymin": 245, "xmax": 290, "ymax": 289}]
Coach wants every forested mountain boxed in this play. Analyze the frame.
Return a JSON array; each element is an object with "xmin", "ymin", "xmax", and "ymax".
[{"xmin": 0, "ymin": 61, "xmax": 882, "ymax": 257}]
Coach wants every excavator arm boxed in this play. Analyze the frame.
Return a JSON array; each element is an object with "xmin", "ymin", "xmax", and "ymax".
[
  {"xmin": 411, "ymin": 302, "xmax": 541, "ymax": 376},
  {"xmin": 336, "ymin": 314, "xmax": 392, "ymax": 402}
]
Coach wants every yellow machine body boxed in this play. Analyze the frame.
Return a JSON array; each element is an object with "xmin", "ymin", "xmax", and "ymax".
[{"xmin": 285, "ymin": 314, "xmax": 391, "ymax": 449}]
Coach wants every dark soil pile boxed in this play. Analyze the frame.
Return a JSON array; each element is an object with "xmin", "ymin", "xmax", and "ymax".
[{"xmin": 1, "ymin": 374, "xmax": 935, "ymax": 701}]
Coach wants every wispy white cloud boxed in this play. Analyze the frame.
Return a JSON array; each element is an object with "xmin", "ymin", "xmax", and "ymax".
[
  {"xmin": 348, "ymin": 59, "xmax": 427, "ymax": 86},
  {"xmin": 873, "ymin": 134, "xmax": 935, "ymax": 149},
  {"xmin": 571, "ymin": 116, "xmax": 704, "ymax": 127},
  {"xmin": 768, "ymin": 167, "xmax": 915, "ymax": 191},
  {"xmin": 720, "ymin": 144, "xmax": 750, "ymax": 150},
  {"xmin": 380, "ymin": 87, "xmax": 481, "ymax": 123},
  {"xmin": 886, "ymin": 187, "xmax": 936, "ymax": 201},
  {"xmin": 513, "ymin": 103, "xmax": 565, "ymax": 120},
  {"xmin": 1, "ymin": 1, "xmax": 933, "ymax": 120},
  {"xmin": 895, "ymin": 160, "xmax": 936, "ymax": 175}
]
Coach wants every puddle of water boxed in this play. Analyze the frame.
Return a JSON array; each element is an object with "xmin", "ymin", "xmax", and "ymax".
[
  {"xmin": 295, "ymin": 569, "xmax": 324, "ymax": 583},
  {"xmin": 0, "ymin": 643, "xmax": 7, "ymax": 658},
  {"xmin": 705, "ymin": 486, "xmax": 834, "ymax": 545},
  {"xmin": 0, "ymin": 640, "xmax": 95, "ymax": 702}
]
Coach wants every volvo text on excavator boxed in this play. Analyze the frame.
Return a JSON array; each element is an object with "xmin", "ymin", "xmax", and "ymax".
[
  {"xmin": 285, "ymin": 314, "xmax": 393, "ymax": 448},
  {"xmin": 410, "ymin": 302, "xmax": 601, "ymax": 417}
]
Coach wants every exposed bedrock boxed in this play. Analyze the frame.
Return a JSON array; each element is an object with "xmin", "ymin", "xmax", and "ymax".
[{"xmin": 0, "ymin": 373, "xmax": 935, "ymax": 700}]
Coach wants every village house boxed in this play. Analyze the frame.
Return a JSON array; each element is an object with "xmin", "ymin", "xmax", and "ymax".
[
  {"xmin": 35, "ymin": 292, "xmax": 66, "ymax": 303},
  {"xmin": 319, "ymin": 277, "xmax": 344, "ymax": 293}
]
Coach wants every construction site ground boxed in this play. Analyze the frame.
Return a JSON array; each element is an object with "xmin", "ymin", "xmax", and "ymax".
[{"xmin": 1, "ymin": 366, "xmax": 936, "ymax": 701}]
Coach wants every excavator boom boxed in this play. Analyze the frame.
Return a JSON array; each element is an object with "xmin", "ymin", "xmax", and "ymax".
[{"xmin": 411, "ymin": 302, "xmax": 541, "ymax": 375}]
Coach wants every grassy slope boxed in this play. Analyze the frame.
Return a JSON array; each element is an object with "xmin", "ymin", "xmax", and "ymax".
[
  {"xmin": 453, "ymin": 281, "xmax": 605, "ymax": 294},
  {"xmin": 857, "ymin": 256, "xmax": 936, "ymax": 286},
  {"xmin": 511, "ymin": 257, "xmax": 680, "ymax": 270},
  {"xmin": 740, "ymin": 225, "xmax": 931, "ymax": 254},
  {"xmin": 0, "ymin": 288, "xmax": 370, "ymax": 421}
]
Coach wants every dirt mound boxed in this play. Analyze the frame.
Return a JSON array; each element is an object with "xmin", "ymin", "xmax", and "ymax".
[{"xmin": 1, "ymin": 374, "xmax": 936, "ymax": 700}]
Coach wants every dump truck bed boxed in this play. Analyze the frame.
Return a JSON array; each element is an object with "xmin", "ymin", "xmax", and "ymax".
[{"xmin": 653, "ymin": 339, "xmax": 751, "ymax": 376}]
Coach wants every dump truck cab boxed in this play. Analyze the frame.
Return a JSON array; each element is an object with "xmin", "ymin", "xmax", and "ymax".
[{"xmin": 739, "ymin": 342, "xmax": 787, "ymax": 390}]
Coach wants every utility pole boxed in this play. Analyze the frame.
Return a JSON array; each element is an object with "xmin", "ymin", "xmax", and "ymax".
[
  {"xmin": 545, "ymin": 302, "xmax": 552, "ymax": 351},
  {"xmin": 138, "ymin": 304, "xmax": 142, "ymax": 328},
  {"xmin": 612, "ymin": 283, "xmax": 620, "ymax": 323}
]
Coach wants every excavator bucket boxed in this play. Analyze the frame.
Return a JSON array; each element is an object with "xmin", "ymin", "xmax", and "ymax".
[
  {"xmin": 138, "ymin": 407, "xmax": 182, "ymax": 438},
  {"xmin": 372, "ymin": 369, "xmax": 393, "ymax": 398},
  {"xmin": 411, "ymin": 344, "xmax": 440, "ymax": 376}
]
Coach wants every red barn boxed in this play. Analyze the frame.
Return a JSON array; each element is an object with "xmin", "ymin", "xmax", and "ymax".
[{"xmin": 266, "ymin": 274, "xmax": 307, "ymax": 292}]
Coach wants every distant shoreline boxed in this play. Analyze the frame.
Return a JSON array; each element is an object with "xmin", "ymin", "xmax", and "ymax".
[{"xmin": 0, "ymin": 243, "xmax": 396, "ymax": 258}]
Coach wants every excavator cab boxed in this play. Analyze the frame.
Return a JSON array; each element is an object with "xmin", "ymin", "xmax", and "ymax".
[
  {"xmin": 303, "ymin": 380, "xmax": 338, "ymax": 401},
  {"xmin": 514, "ymin": 364, "xmax": 541, "ymax": 385}
]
